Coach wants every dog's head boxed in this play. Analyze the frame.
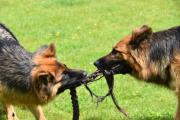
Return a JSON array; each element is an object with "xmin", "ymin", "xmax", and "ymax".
[
  {"xmin": 94, "ymin": 25, "xmax": 152, "ymax": 75},
  {"xmin": 31, "ymin": 43, "xmax": 87, "ymax": 103}
]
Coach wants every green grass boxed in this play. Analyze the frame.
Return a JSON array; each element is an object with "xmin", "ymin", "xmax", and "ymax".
[{"xmin": 0, "ymin": 0, "xmax": 180, "ymax": 119}]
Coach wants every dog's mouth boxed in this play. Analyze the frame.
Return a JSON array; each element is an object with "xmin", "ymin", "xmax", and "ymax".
[
  {"xmin": 94, "ymin": 58, "xmax": 132, "ymax": 75},
  {"xmin": 94, "ymin": 61, "xmax": 127, "ymax": 75},
  {"xmin": 57, "ymin": 69, "xmax": 87, "ymax": 94}
]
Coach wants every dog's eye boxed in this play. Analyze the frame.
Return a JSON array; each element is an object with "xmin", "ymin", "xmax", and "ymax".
[
  {"xmin": 111, "ymin": 49, "xmax": 117, "ymax": 54},
  {"xmin": 111, "ymin": 49, "xmax": 123, "ymax": 59},
  {"xmin": 111, "ymin": 49, "xmax": 119, "ymax": 55}
]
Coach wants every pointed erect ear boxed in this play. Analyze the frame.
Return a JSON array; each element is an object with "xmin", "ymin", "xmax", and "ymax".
[
  {"xmin": 48, "ymin": 43, "xmax": 56, "ymax": 55},
  {"xmin": 42, "ymin": 43, "xmax": 56, "ymax": 57},
  {"xmin": 34, "ymin": 43, "xmax": 56, "ymax": 58},
  {"xmin": 130, "ymin": 25, "xmax": 152, "ymax": 47}
]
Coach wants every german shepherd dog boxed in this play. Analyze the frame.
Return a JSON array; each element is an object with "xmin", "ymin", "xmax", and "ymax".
[
  {"xmin": 0, "ymin": 24, "xmax": 87, "ymax": 120},
  {"xmin": 94, "ymin": 25, "xmax": 180, "ymax": 119}
]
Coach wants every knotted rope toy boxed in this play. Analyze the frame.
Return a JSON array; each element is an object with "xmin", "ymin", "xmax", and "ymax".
[
  {"xmin": 58, "ymin": 64, "xmax": 128, "ymax": 120},
  {"xmin": 70, "ymin": 88, "xmax": 79, "ymax": 120},
  {"xmin": 82, "ymin": 65, "xmax": 128, "ymax": 117}
]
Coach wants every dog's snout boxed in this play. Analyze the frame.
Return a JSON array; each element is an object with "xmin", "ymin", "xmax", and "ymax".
[
  {"xmin": 94, "ymin": 58, "xmax": 105, "ymax": 69},
  {"xmin": 94, "ymin": 60, "xmax": 100, "ymax": 67}
]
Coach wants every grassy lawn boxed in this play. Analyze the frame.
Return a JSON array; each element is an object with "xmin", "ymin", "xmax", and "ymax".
[{"xmin": 0, "ymin": 0, "xmax": 180, "ymax": 119}]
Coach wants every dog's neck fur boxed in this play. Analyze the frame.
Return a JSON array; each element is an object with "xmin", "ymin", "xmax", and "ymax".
[
  {"xmin": 0, "ymin": 40, "xmax": 36, "ymax": 93},
  {"xmin": 0, "ymin": 40, "xmax": 46, "ymax": 105},
  {"xmin": 130, "ymin": 26, "xmax": 180, "ymax": 88}
]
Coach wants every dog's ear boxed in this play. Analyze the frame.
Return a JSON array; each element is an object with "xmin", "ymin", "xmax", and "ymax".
[
  {"xmin": 33, "ymin": 72, "xmax": 51, "ymax": 86},
  {"xmin": 37, "ymin": 72, "xmax": 53, "ymax": 85},
  {"xmin": 130, "ymin": 25, "xmax": 152, "ymax": 48},
  {"xmin": 34, "ymin": 43, "xmax": 56, "ymax": 58},
  {"xmin": 41, "ymin": 43, "xmax": 56, "ymax": 57},
  {"xmin": 32, "ymin": 71, "xmax": 55, "ymax": 101}
]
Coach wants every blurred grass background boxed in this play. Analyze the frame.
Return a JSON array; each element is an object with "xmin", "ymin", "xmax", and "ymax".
[{"xmin": 0, "ymin": 0, "xmax": 179, "ymax": 119}]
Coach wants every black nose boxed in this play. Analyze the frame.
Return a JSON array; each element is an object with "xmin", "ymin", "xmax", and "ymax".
[{"xmin": 94, "ymin": 60, "xmax": 100, "ymax": 67}]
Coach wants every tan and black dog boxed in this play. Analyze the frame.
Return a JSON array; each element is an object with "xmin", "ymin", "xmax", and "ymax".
[
  {"xmin": 94, "ymin": 25, "xmax": 180, "ymax": 119},
  {"xmin": 0, "ymin": 24, "xmax": 87, "ymax": 120}
]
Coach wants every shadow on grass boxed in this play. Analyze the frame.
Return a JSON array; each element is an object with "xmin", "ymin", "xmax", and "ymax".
[
  {"xmin": 83, "ymin": 117, "xmax": 103, "ymax": 120},
  {"xmin": 134, "ymin": 116, "xmax": 173, "ymax": 120},
  {"xmin": 83, "ymin": 116, "xmax": 173, "ymax": 120},
  {"xmin": 52, "ymin": 0, "xmax": 91, "ymax": 6}
]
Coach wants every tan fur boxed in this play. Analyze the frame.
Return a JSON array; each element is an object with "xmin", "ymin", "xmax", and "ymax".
[
  {"xmin": 0, "ymin": 43, "xmax": 66, "ymax": 120},
  {"xmin": 114, "ymin": 34, "xmax": 152, "ymax": 80},
  {"xmin": 113, "ymin": 26, "xmax": 180, "ymax": 120},
  {"xmin": 31, "ymin": 44, "xmax": 65, "ymax": 104}
]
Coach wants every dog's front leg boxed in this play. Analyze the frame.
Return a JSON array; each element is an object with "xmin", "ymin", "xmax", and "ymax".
[
  {"xmin": 175, "ymin": 85, "xmax": 180, "ymax": 120},
  {"xmin": 28, "ymin": 105, "xmax": 46, "ymax": 120},
  {"xmin": 171, "ymin": 61, "xmax": 180, "ymax": 120},
  {"xmin": 175, "ymin": 95, "xmax": 180, "ymax": 120},
  {"xmin": 4, "ymin": 104, "xmax": 19, "ymax": 120}
]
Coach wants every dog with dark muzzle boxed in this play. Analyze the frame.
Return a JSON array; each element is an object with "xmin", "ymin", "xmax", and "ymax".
[
  {"xmin": 94, "ymin": 25, "xmax": 180, "ymax": 120},
  {"xmin": 0, "ymin": 23, "xmax": 87, "ymax": 120}
]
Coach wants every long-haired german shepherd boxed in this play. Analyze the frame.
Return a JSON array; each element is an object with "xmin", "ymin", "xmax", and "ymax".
[
  {"xmin": 94, "ymin": 25, "xmax": 180, "ymax": 120},
  {"xmin": 0, "ymin": 24, "xmax": 87, "ymax": 120}
]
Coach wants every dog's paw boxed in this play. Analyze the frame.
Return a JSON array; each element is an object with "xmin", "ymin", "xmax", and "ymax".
[{"xmin": 7, "ymin": 112, "xmax": 19, "ymax": 120}]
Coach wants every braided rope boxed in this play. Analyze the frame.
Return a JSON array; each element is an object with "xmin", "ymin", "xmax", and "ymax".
[{"xmin": 70, "ymin": 88, "xmax": 79, "ymax": 120}]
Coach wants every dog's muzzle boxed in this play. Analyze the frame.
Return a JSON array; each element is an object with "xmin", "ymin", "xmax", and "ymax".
[
  {"xmin": 57, "ymin": 69, "xmax": 87, "ymax": 94},
  {"xmin": 94, "ymin": 58, "xmax": 132, "ymax": 75}
]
